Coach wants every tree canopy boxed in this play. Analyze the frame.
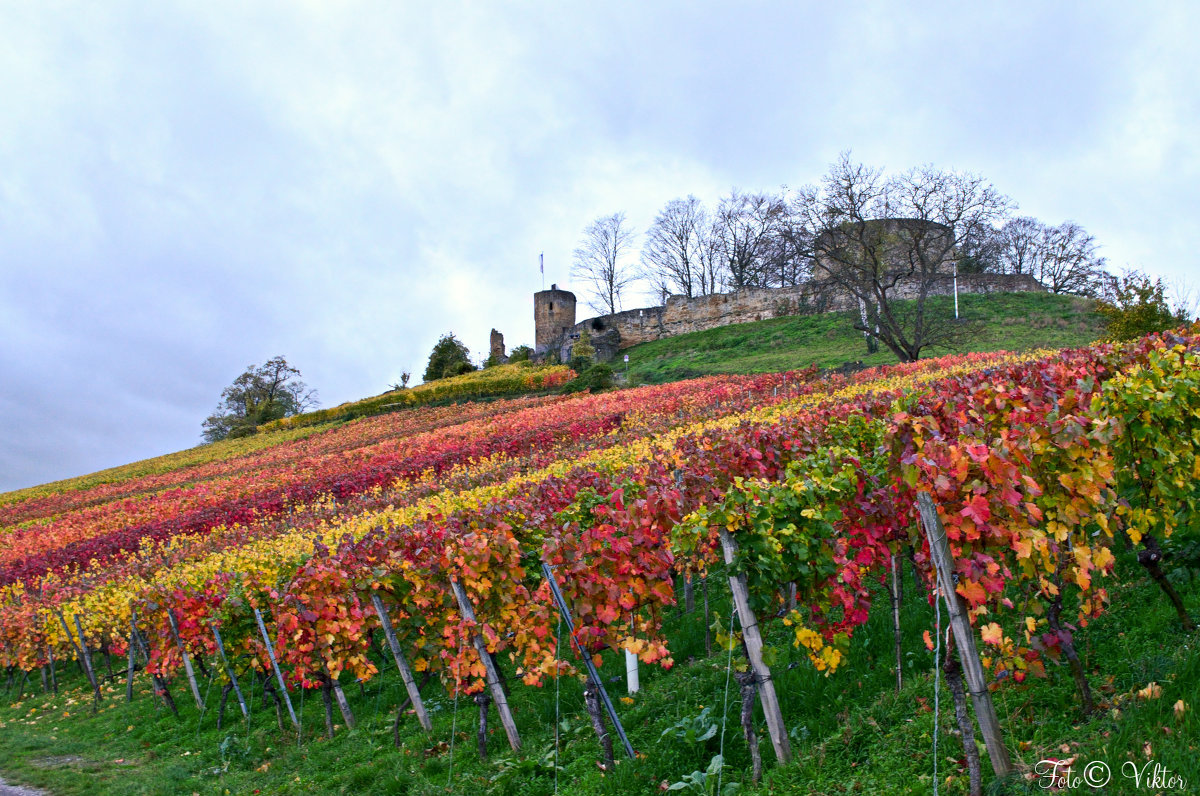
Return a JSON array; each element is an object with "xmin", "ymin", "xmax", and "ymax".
[
  {"xmin": 1096, "ymin": 270, "xmax": 1187, "ymax": 341},
  {"xmin": 423, "ymin": 333, "xmax": 476, "ymax": 382},
  {"xmin": 202, "ymin": 356, "xmax": 318, "ymax": 442}
]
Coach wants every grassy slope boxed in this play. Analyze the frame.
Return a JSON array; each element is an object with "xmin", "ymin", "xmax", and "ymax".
[
  {"xmin": 9, "ymin": 291, "xmax": 1194, "ymax": 795},
  {"xmin": 0, "ymin": 551, "xmax": 1195, "ymax": 796},
  {"xmin": 623, "ymin": 292, "xmax": 1103, "ymax": 384}
]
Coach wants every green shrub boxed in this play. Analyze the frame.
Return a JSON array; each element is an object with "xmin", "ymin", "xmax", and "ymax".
[
  {"xmin": 1096, "ymin": 270, "xmax": 1186, "ymax": 341},
  {"xmin": 561, "ymin": 363, "xmax": 614, "ymax": 394}
]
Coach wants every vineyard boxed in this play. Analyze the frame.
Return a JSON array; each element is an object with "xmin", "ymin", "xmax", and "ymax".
[{"xmin": 1, "ymin": 329, "xmax": 1199, "ymax": 795}]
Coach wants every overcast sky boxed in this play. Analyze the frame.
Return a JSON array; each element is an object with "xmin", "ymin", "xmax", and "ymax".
[{"xmin": 1, "ymin": 2, "xmax": 1197, "ymax": 492}]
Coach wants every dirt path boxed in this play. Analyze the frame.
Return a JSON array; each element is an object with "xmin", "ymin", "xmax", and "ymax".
[{"xmin": 0, "ymin": 777, "xmax": 46, "ymax": 796}]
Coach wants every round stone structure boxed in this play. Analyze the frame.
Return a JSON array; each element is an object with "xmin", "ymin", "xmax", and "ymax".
[{"xmin": 534, "ymin": 284, "xmax": 577, "ymax": 355}]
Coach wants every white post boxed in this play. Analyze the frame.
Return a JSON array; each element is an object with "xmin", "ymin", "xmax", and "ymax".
[
  {"xmin": 953, "ymin": 261, "xmax": 960, "ymax": 319},
  {"xmin": 624, "ymin": 650, "xmax": 640, "ymax": 694}
]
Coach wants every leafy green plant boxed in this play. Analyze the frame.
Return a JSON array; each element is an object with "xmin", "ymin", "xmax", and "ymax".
[
  {"xmin": 660, "ymin": 706, "xmax": 719, "ymax": 746},
  {"xmin": 561, "ymin": 363, "xmax": 614, "ymax": 394},
  {"xmin": 488, "ymin": 746, "xmax": 562, "ymax": 794},
  {"xmin": 667, "ymin": 754, "xmax": 741, "ymax": 795}
]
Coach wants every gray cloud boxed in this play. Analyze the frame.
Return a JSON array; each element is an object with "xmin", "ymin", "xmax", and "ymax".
[{"xmin": 1, "ymin": 1, "xmax": 1197, "ymax": 491}]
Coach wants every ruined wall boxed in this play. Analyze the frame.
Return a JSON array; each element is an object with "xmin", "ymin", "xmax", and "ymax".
[
  {"xmin": 489, "ymin": 329, "xmax": 506, "ymax": 363},
  {"xmin": 566, "ymin": 272, "xmax": 1044, "ymax": 357}
]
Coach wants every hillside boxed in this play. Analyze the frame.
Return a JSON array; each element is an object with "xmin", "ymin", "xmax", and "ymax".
[
  {"xmin": 1, "ymin": 314, "xmax": 1197, "ymax": 796},
  {"xmin": 622, "ymin": 292, "xmax": 1102, "ymax": 384}
]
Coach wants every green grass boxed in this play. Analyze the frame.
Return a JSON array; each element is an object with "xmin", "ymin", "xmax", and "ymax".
[
  {"xmin": 621, "ymin": 293, "xmax": 1103, "ymax": 384},
  {"xmin": 1, "ymin": 549, "xmax": 1195, "ymax": 795}
]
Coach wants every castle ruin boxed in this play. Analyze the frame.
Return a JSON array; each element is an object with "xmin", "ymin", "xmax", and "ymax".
[{"xmin": 531, "ymin": 272, "xmax": 1045, "ymax": 364}]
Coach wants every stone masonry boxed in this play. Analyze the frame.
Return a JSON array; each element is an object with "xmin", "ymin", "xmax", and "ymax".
[{"xmin": 535, "ymin": 272, "xmax": 1044, "ymax": 364}]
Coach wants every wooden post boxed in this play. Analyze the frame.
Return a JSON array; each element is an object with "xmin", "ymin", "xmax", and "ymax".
[
  {"xmin": 47, "ymin": 647, "xmax": 57, "ymax": 694},
  {"xmin": 449, "ymin": 578, "xmax": 521, "ymax": 752},
  {"xmin": 326, "ymin": 668, "xmax": 356, "ymax": 730},
  {"xmin": 890, "ymin": 552, "xmax": 903, "ymax": 693},
  {"xmin": 371, "ymin": 594, "xmax": 432, "ymax": 732},
  {"xmin": 53, "ymin": 611, "xmax": 92, "ymax": 698},
  {"xmin": 70, "ymin": 614, "xmax": 103, "ymax": 707},
  {"xmin": 131, "ymin": 623, "xmax": 178, "ymax": 716},
  {"xmin": 251, "ymin": 607, "xmax": 300, "ymax": 730},
  {"xmin": 125, "ymin": 621, "xmax": 137, "ymax": 702},
  {"xmin": 211, "ymin": 623, "xmax": 249, "ymax": 719},
  {"xmin": 703, "ymin": 574, "xmax": 711, "ymax": 657},
  {"xmin": 717, "ymin": 529, "xmax": 792, "ymax": 765},
  {"xmin": 166, "ymin": 609, "xmax": 205, "ymax": 711},
  {"xmin": 475, "ymin": 692, "xmax": 491, "ymax": 758},
  {"xmin": 917, "ymin": 492, "xmax": 1013, "ymax": 778}
]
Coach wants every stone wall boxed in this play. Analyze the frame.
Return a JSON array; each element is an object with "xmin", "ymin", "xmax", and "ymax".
[{"xmin": 559, "ymin": 272, "xmax": 1043, "ymax": 361}]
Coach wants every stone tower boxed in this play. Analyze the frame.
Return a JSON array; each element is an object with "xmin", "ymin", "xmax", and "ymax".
[{"xmin": 534, "ymin": 284, "xmax": 576, "ymax": 355}]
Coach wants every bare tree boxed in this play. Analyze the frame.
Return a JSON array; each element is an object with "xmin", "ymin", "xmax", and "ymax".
[
  {"xmin": 713, "ymin": 190, "xmax": 789, "ymax": 290},
  {"xmin": 995, "ymin": 216, "xmax": 1044, "ymax": 275},
  {"xmin": 767, "ymin": 193, "xmax": 813, "ymax": 287},
  {"xmin": 799, "ymin": 154, "xmax": 1012, "ymax": 362},
  {"xmin": 1167, "ymin": 277, "xmax": 1200, "ymax": 322},
  {"xmin": 1034, "ymin": 221, "xmax": 1108, "ymax": 296},
  {"xmin": 571, "ymin": 212, "xmax": 637, "ymax": 316},
  {"xmin": 993, "ymin": 217, "xmax": 1109, "ymax": 295},
  {"xmin": 640, "ymin": 196, "xmax": 708, "ymax": 299},
  {"xmin": 694, "ymin": 212, "xmax": 724, "ymax": 297}
]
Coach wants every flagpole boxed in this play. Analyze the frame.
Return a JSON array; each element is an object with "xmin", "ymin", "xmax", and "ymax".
[{"xmin": 540, "ymin": 252, "xmax": 544, "ymax": 290}]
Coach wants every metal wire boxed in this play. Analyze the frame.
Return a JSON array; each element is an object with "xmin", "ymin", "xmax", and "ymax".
[
  {"xmin": 716, "ymin": 607, "xmax": 737, "ymax": 794},
  {"xmin": 933, "ymin": 580, "xmax": 942, "ymax": 796},
  {"xmin": 554, "ymin": 614, "xmax": 563, "ymax": 795},
  {"xmin": 195, "ymin": 660, "xmax": 216, "ymax": 743},
  {"xmin": 447, "ymin": 634, "xmax": 462, "ymax": 789}
]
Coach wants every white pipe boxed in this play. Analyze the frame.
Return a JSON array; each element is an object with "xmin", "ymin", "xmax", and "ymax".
[
  {"xmin": 953, "ymin": 261, "xmax": 960, "ymax": 319},
  {"xmin": 625, "ymin": 649, "xmax": 640, "ymax": 694}
]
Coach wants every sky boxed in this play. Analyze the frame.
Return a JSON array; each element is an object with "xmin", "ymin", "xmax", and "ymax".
[{"xmin": 1, "ymin": 2, "xmax": 1197, "ymax": 492}]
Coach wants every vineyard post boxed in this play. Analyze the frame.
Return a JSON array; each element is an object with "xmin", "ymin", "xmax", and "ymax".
[
  {"xmin": 717, "ymin": 528, "xmax": 792, "ymax": 765},
  {"xmin": 52, "ymin": 611, "xmax": 90, "ymax": 697},
  {"xmin": 211, "ymin": 623, "xmax": 249, "ymax": 719},
  {"xmin": 251, "ymin": 607, "xmax": 300, "ymax": 730},
  {"xmin": 370, "ymin": 594, "xmax": 432, "ymax": 732},
  {"xmin": 624, "ymin": 650, "xmax": 639, "ymax": 694},
  {"xmin": 131, "ymin": 622, "xmax": 179, "ymax": 717},
  {"xmin": 47, "ymin": 647, "xmax": 57, "ymax": 694},
  {"xmin": 166, "ymin": 609, "xmax": 205, "ymax": 711},
  {"xmin": 323, "ymin": 665, "xmax": 356, "ymax": 730},
  {"xmin": 125, "ymin": 613, "xmax": 137, "ymax": 702},
  {"xmin": 539, "ymin": 562, "xmax": 636, "ymax": 759},
  {"xmin": 890, "ymin": 551, "xmax": 903, "ymax": 693},
  {"xmin": 69, "ymin": 613, "xmax": 102, "ymax": 708},
  {"xmin": 917, "ymin": 492, "xmax": 1013, "ymax": 778},
  {"xmin": 703, "ymin": 574, "xmax": 711, "ymax": 656},
  {"xmin": 449, "ymin": 578, "xmax": 521, "ymax": 752}
]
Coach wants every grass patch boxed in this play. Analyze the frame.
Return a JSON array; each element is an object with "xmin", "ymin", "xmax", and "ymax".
[
  {"xmin": 621, "ymin": 293, "xmax": 1102, "ymax": 384},
  {"xmin": 1, "ymin": 549, "xmax": 1194, "ymax": 795}
]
